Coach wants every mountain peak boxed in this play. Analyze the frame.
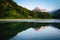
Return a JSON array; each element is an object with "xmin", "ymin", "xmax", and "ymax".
[
  {"xmin": 33, "ymin": 7, "xmax": 41, "ymax": 12},
  {"xmin": 33, "ymin": 7, "xmax": 48, "ymax": 12},
  {"xmin": 35, "ymin": 7, "xmax": 40, "ymax": 10},
  {"xmin": 41, "ymin": 9, "xmax": 48, "ymax": 12}
]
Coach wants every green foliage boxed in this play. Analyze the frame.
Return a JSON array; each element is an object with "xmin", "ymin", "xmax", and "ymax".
[
  {"xmin": 0, "ymin": 0, "xmax": 52, "ymax": 19},
  {"xmin": 0, "ymin": 22, "xmax": 60, "ymax": 40},
  {"xmin": 0, "ymin": 22, "xmax": 50, "ymax": 40},
  {"xmin": 30, "ymin": 11, "xmax": 52, "ymax": 19}
]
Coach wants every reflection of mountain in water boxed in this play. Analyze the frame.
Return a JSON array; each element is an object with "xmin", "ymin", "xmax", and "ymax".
[
  {"xmin": 10, "ymin": 26, "xmax": 60, "ymax": 40},
  {"xmin": 35, "ymin": 26, "xmax": 48, "ymax": 31},
  {"xmin": 0, "ymin": 22, "xmax": 60, "ymax": 40}
]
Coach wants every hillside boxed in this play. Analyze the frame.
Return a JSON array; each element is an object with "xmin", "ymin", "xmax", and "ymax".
[
  {"xmin": 0, "ymin": 0, "xmax": 51, "ymax": 19},
  {"xmin": 0, "ymin": 0, "xmax": 31, "ymax": 19},
  {"xmin": 52, "ymin": 9, "xmax": 60, "ymax": 19}
]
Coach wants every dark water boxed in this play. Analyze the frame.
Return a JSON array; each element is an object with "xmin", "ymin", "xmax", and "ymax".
[
  {"xmin": 0, "ymin": 22, "xmax": 60, "ymax": 40},
  {"xmin": 10, "ymin": 26, "xmax": 60, "ymax": 40}
]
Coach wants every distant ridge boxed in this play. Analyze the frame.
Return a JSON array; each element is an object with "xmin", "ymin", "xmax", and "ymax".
[{"xmin": 33, "ymin": 7, "xmax": 48, "ymax": 12}]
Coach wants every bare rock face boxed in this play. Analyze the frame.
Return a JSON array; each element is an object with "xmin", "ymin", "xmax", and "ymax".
[
  {"xmin": 33, "ymin": 7, "xmax": 48, "ymax": 12},
  {"xmin": 41, "ymin": 9, "xmax": 48, "ymax": 12},
  {"xmin": 33, "ymin": 7, "xmax": 41, "ymax": 12}
]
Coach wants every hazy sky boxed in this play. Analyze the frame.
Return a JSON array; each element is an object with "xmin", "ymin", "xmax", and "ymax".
[{"xmin": 13, "ymin": 0, "xmax": 60, "ymax": 11}]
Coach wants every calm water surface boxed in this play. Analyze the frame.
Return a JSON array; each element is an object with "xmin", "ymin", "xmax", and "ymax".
[
  {"xmin": 10, "ymin": 26, "xmax": 60, "ymax": 40},
  {"xmin": 0, "ymin": 19, "xmax": 60, "ymax": 40}
]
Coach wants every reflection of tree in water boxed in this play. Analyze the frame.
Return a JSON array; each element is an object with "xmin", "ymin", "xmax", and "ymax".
[
  {"xmin": 0, "ymin": 22, "xmax": 60, "ymax": 40},
  {"xmin": 51, "ymin": 23, "xmax": 60, "ymax": 29}
]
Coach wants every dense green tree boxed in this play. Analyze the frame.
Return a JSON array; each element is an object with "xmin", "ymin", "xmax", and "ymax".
[{"xmin": 0, "ymin": 0, "xmax": 52, "ymax": 19}]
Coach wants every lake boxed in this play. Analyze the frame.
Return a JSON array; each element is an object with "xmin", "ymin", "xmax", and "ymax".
[
  {"xmin": 0, "ymin": 19, "xmax": 60, "ymax": 40},
  {"xmin": 10, "ymin": 25, "xmax": 60, "ymax": 40}
]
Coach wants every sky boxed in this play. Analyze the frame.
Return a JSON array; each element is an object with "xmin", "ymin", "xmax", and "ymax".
[{"xmin": 13, "ymin": 0, "xmax": 60, "ymax": 11}]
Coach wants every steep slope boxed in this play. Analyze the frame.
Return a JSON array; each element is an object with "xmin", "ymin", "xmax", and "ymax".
[
  {"xmin": 52, "ymin": 9, "xmax": 60, "ymax": 19},
  {"xmin": 0, "ymin": 0, "xmax": 32, "ymax": 19},
  {"xmin": 0, "ymin": 0, "xmax": 52, "ymax": 19}
]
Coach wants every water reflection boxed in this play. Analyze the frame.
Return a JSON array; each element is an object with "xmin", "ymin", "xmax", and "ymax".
[
  {"xmin": 0, "ymin": 22, "xmax": 60, "ymax": 40},
  {"xmin": 35, "ymin": 26, "xmax": 48, "ymax": 31},
  {"xmin": 10, "ymin": 26, "xmax": 60, "ymax": 40}
]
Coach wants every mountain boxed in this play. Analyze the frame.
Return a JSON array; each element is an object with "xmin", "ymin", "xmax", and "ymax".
[
  {"xmin": 33, "ymin": 7, "xmax": 41, "ymax": 12},
  {"xmin": 0, "ymin": 0, "xmax": 32, "ymax": 19},
  {"xmin": 41, "ymin": 9, "xmax": 48, "ymax": 12},
  {"xmin": 0, "ymin": 0, "xmax": 51, "ymax": 19},
  {"xmin": 33, "ymin": 7, "xmax": 48, "ymax": 12},
  {"xmin": 52, "ymin": 9, "xmax": 60, "ymax": 19}
]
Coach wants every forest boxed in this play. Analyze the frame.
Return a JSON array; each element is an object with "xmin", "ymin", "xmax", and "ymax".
[{"xmin": 0, "ymin": 0, "xmax": 52, "ymax": 19}]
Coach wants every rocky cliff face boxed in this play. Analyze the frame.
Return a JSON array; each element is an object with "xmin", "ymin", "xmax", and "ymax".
[
  {"xmin": 33, "ymin": 7, "xmax": 41, "ymax": 12},
  {"xmin": 33, "ymin": 7, "xmax": 48, "ymax": 12}
]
